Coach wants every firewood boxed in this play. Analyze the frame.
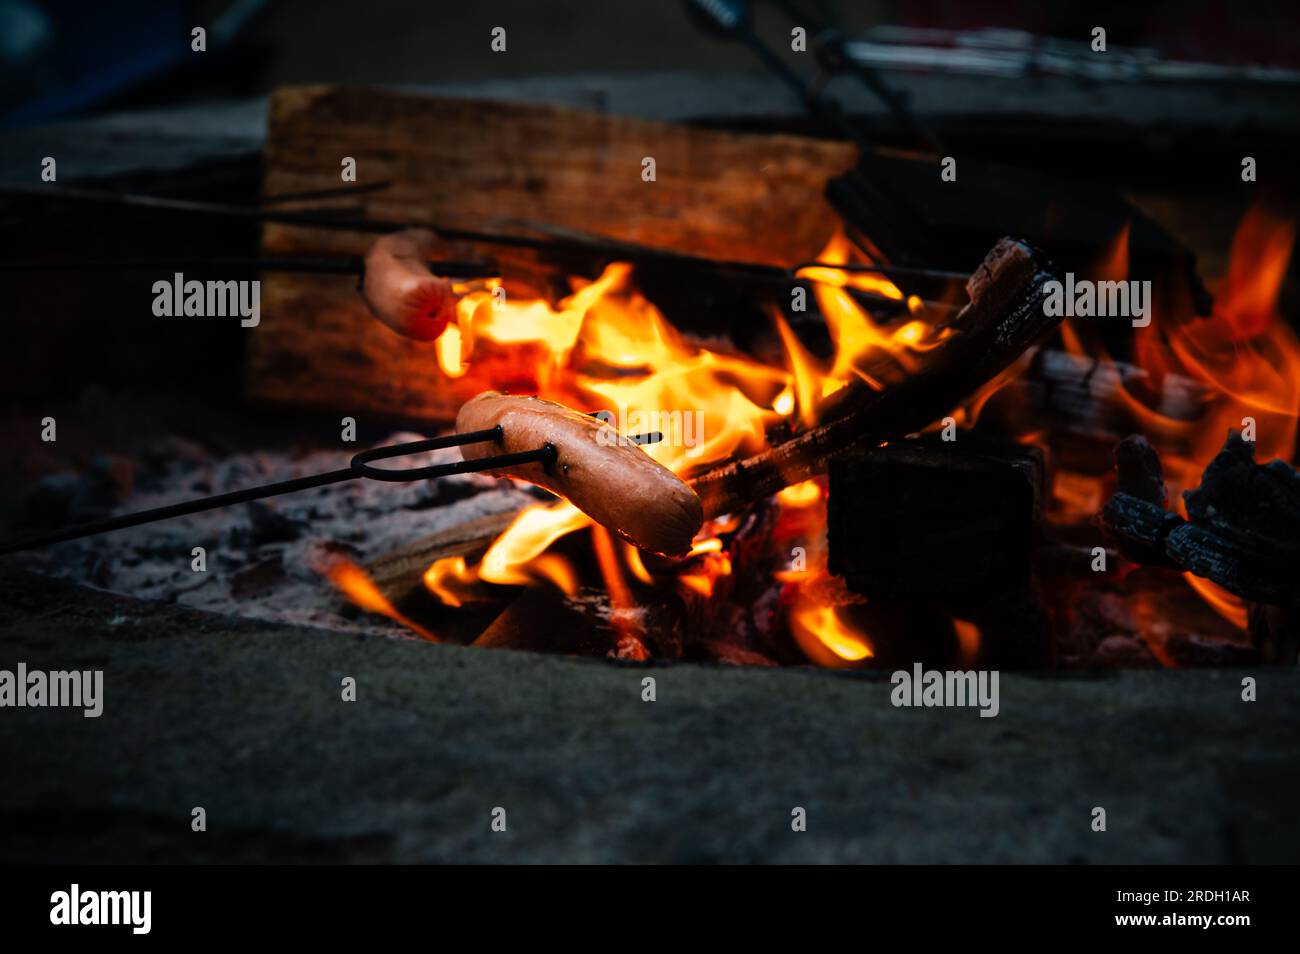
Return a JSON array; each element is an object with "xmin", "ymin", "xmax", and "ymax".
[
  {"xmin": 1100, "ymin": 434, "xmax": 1300, "ymax": 613},
  {"xmin": 1100, "ymin": 492, "xmax": 1182, "ymax": 568},
  {"xmin": 1165, "ymin": 523, "xmax": 1298, "ymax": 610},
  {"xmin": 250, "ymin": 86, "xmax": 858, "ymax": 422},
  {"xmin": 824, "ymin": 437, "xmax": 1051, "ymax": 667},
  {"xmin": 689, "ymin": 236, "xmax": 1060, "ymax": 518},
  {"xmin": 1183, "ymin": 433, "xmax": 1300, "ymax": 562},
  {"xmin": 1115, "ymin": 434, "xmax": 1169, "ymax": 506},
  {"xmin": 472, "ymin": 585, "xmax": 671, "ymax": 659},
  {"xmin": 364, "ymin": 507, "xmax": 522, "ymax": 605}
]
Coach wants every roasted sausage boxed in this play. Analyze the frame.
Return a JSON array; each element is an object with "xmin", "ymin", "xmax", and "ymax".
[
  {"xmin": 456, "ymin": 392, "xmax": 704, "ymax": 556},
  {"xmin": 360, "ymin": 228, "xmax": 457, "ymax": 341}
]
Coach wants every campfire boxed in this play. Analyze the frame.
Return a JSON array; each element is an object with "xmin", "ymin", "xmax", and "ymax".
[
  {"xmin": 321, "ymin": 198, "xmax": 1297, "ymax": 670},
  {"xmin": 7, "ymin": 88, "xmax": 1295, "ymax": 672}
]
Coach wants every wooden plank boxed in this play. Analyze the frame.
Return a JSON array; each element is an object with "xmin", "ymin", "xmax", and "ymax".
[{"xmin": 249, "ymin": 85, "xmax": 859, "ymax": 423}]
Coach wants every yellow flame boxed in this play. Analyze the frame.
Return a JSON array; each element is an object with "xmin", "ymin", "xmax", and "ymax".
[
  {"xmin": 422, "ymin": 555, "xmax": 477, "ymax": 608},
  {"xmin": 478, "ymin": 502, "xmax": 592, "ymax": 586},
  {"xmin": 407, "ymin": 231, "xmax": 968, "ymax": 663},
  {"xmin": 773, "ymin": 310, "xmax": 824, "ymax": 428},
  {"xmin": 435, "ymin": 323, "xmax": 466, "ymax": 377},
  {"xmin": 776, "ymin": 479, "xmax": 822, "ymax": 508},
  {"xmin": 421, "ymin": 502, "xmax": 591, "ymax": 606},
  {"xmin": 789, "ymin": 604, "xmax": 873, "ymax": 664},
  {"xmin": 624, "ymin": 542, "xmax": 654, "ymax": 584}
]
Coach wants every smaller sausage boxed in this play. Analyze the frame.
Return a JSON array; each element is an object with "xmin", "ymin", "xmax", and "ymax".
[
  {"xmin": 361, "ymin": 229, "xmax": 458, "ymax": 341},
  {"xmin": 457, "ymin": 392, "xmax": 704, "ymax": 556}
]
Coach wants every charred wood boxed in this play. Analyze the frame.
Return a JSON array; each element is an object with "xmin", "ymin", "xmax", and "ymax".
[
  {"xmin": 689, "ymin": 236, "xmax": 1060, "ymax": 518},
  {"xmin": 1100, "ymin": 433, "xmax": 1300, "ymax": 622}
]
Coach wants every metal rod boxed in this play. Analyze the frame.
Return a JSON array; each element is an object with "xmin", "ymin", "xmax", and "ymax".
[
  {"xmin": 0, "ymin": 466, "xmax": 358, "ymax": 555},
  {"xmin": 773, "ymin": 0, "xmax": 946, "ymax": 154},
  {"xmin": 0, "ymin": 181, "xmax": 688, "ymax": 258},
  {"xmin": 0, "ymin": 182, "xmax": 922, "ymax": 288},
  {"xmin": 0, "ymin": 427, "xmax": 664, "ymax": 555},
  {"xmin": 259, "ymin": 180, "xmax": 393, "ymax": 206},
  {"xmin": 0, "ymin": 184, "xmax": 968, "ymax": 307},
  {"xmin": 0, "ymin": 255, "xmax": 498, "ymax": 278}
]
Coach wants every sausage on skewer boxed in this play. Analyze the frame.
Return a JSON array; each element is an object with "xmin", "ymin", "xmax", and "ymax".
[
  {"xmin": 456, "ymin": 392, "xmax": 704, "ymax": 556},
  {"xmin": 360, "ymin": 228, "xmax": 458, "ymax": 340}
]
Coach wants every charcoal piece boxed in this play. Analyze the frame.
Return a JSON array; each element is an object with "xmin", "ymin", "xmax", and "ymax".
[
  {"xmin": 1100, "ymin": 492, "xmax": 1182, "ymax": 567},
  {"xmin": 244, "ymin": 500, "xmax": 303, "ymax": 546},
  {"xmin": 474, "ymin": 585, "xmax": 679, "ymax": 659},
  {"xmin": 1183, "ymin": 433, "xmax": 1300, "ymax": 562},
  {"xmin": 1101, "ymin": 433, "xmax": 1300, "ymax": 612},
  {"xmin": 1114, "ymin": 434, "xmax": 1168, "ymax": 506},
  {"xmin": 1165, "ymin": 523, "xmax": 1300, "ymax": 610}
]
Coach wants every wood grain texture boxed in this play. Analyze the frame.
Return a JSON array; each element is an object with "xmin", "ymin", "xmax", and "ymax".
[{"xmin": 249, "ymin": 85, "xmax": 858, "ymax": 422}]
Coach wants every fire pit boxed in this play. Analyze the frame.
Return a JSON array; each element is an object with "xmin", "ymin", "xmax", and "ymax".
[
  {"xmin": 6, "ymin": 87, "xmax": 1295, "ymax": 671},
  {"xmin": 1, "ymin": 11, "xmax": 1298, "ymax": 870}
]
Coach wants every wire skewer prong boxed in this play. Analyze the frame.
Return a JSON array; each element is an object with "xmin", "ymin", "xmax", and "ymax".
[{"xmin": 0, "ymin": 427, "xmax": 664, "ymax": 555}]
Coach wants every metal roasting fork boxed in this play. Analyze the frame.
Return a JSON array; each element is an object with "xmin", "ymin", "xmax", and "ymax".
[{"xmin": 0, "ymin": 427, "xmax": 664, "ymax": 555}]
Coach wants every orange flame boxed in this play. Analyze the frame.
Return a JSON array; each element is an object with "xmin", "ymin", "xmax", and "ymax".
[
  {"xmin": 1062, "ymin": 205, "xmax": 1298, "ymax": 629},
  {"xmin": 789, "ymin": 604, "xmax": 873, "ymax": 666},
  {"xmin": 1183, "ymin": 572, "xmax": 1249, "ymax": 630},
  {"xmin": 420, "ymin": 501, "xmax": 592, "ymax": 605},
  {"xmin": 952, "ymin": 618, "xmax": 981, "ymax": 668},
  {"xmin": 327, "ymin": 208, "xmax": 1284, "ymax": 663},
  {"xmin": 411, "ymin": 231, "xmax": 948, "ymax": 659},
  {"xmin": 776, "ymin": 479, "xmax": 822, "ymax": 508},
  {"xmin": 325, "ymin": 558, "xmax": 439, "ymax": 642}
]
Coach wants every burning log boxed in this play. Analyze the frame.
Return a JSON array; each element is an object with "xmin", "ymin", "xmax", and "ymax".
[
  {"xmin": 472, "ymin": 585, "xmax": 673, "ymax": 659},
  {"xmin": 1100, "ymin": 433, "xmax": 1300, "ymax": 662},
  {"xmin": 364, "ymin": 508, "xmax": 522, "ymax": 605},
  {"xmin": 1182, "ymin": 433, "xmax": 1300, "ymax": 565},
  {"xmin": 689, "ymin": 236, "xmax": 1059, "ymax": 518},
  {"xmin": 251, "ymin": 87, "xmax": 859, "ymax": 422},
  {"xmin": 1102, "ymin": 435, "xmax": 1183, "ymax": 567}
]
